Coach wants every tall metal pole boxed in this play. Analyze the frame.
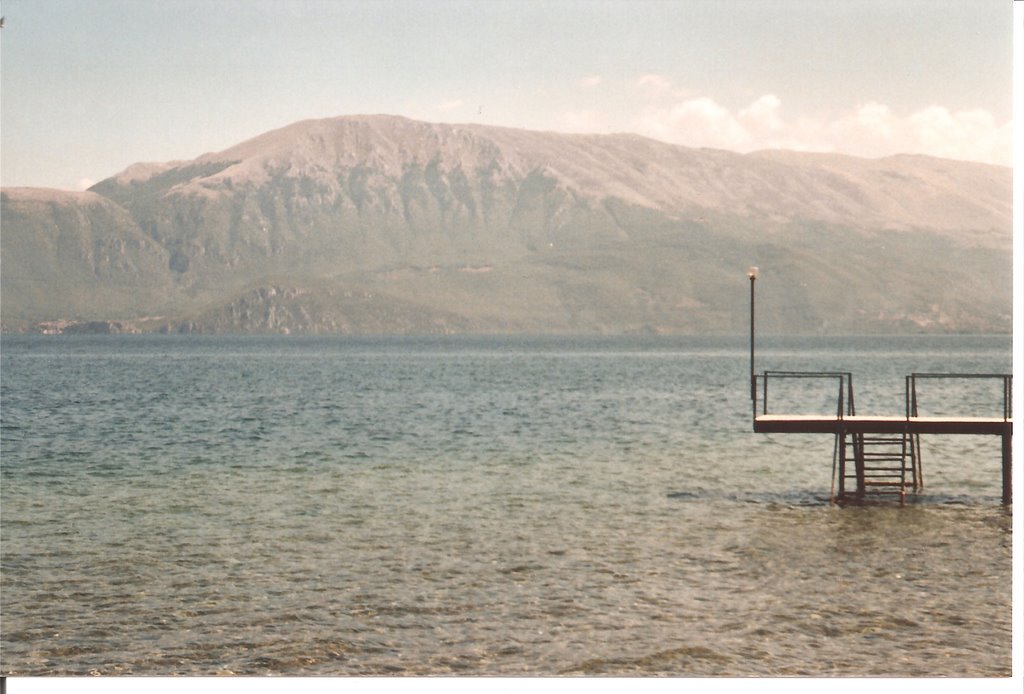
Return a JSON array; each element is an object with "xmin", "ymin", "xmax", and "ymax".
[{"xmin": 748, "ymin": 266, "xmax": 758, "ymax": 404}]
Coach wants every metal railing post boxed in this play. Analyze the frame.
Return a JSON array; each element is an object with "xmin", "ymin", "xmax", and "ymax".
[
  {"xmin": 847, "ymin": 375, "xmax": 851, "ymax": 417},
  {"xmin": 837, "ymin": 376, "xmax": 844, "ymax": 419}
]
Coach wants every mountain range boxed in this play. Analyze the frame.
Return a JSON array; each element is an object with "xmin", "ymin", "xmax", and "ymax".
[{"xmin": 0, "ymin": 114, "xmax": 1011, "ymax": 334}]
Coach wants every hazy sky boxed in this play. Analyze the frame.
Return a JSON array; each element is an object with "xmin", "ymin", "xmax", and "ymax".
[{"xmin": 0, "ymin": 0, "xmax": 1013, "ymax": 191}]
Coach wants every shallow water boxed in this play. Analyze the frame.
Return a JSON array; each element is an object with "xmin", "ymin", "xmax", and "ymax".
[{"xmin": 0, "ymin": 335, "xmax": 1012, "ymax": 676}]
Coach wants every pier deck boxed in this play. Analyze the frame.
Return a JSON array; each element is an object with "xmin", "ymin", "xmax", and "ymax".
[
  {"xmin": 751, "ymin": 371, "xmax": 1012, "ymax": 503},
  {"xmin": 754, "ymin": 415, "xmax": 1011, "ymax": 436}
]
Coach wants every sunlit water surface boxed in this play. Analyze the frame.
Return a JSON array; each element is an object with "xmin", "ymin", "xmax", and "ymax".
[{"xmin": 0, "ymin": 335, "xmax": 1012, "ymax": 676}]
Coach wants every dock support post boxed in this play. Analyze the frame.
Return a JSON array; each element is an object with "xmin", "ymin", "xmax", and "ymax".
[
  {"xmin": 853, "ymin": 432, "xmax": 866, "ymax": 500},
  {"xmin": 1001, "ymin": 429, "xmax": 1012, "ymax": 505},
  {"xmin": 836, "ymin": 431, "xmax": 846, "ymax": 499}
]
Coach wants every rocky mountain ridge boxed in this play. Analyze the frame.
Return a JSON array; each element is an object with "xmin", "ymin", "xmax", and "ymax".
[{"xmin": 0, "ymin": 115, "xmax": 1011, "ymax": 334}]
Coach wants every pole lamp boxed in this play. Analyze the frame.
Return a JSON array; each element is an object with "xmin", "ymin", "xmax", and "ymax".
[{"xmin": 748, "ymin": 266, "xmax": 758, "ymax": 404}]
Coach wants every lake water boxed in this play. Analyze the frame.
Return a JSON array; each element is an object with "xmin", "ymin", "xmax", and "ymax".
[{"xmin": 0, "ymin": 334, "xmax": 1013, "ymax": 676}]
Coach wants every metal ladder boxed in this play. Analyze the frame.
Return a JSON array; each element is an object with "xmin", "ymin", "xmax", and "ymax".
[
  {"xmin": 828, "ymin": 377, "xmax": 921, "ymax": 502},
  {"xmin": 837, "ymin": 432, "xmax": 919, "ymax": 501}
]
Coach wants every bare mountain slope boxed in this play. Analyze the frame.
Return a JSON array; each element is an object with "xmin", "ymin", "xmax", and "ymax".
[
  {"xmin": 186, "ymin": 115, "xmax": 1008, "ymax": 233},
  {"xmin": 0, "ymin": 188, "xmax": 176, "ymax": 326},
  {"xmin": 1, "ymin": 115, "xmax": 1011, "ymax": 334}
]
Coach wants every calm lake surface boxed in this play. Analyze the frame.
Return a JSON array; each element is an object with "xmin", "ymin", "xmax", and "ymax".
[{"xmin": 0, "ymin": 334, "xmax": 1012, "ymax": 676}]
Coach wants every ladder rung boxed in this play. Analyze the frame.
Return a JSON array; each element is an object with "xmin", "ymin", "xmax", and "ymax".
[{"xmin": 846, "ymin": 475, "xmax": 908, "ymax": 480}]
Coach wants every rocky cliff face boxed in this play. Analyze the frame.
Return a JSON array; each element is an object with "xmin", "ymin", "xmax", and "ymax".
[
  {"xmin": 1, "ymin": 115, "xmax": 1011, "ymax": 334},
  {"xmin": 0, "ymin": 188, "xmax": 177, "ymax": 324}
]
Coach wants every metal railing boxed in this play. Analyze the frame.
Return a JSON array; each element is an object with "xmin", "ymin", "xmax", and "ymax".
[
  {"xmin": 755, "ymin": 371, "xmax": 855, "ymax": 419},
  {"xmin": 905, "ymin": 373, "xmax": 1012, "ymax": 421},
  {"xmin": 754, "ymin": 371, "xmax": 1012, "ymax": 422}
]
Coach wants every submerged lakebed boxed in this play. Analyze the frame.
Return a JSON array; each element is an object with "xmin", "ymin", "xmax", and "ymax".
[{"xmin": 0, "ymin": 334, "xmax": 1012, "ymax": 675}]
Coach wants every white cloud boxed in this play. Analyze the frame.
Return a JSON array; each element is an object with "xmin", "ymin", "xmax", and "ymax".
[
  {"xmin": 903, "ymin": 106, "xmax": 1011, "ymax": 165},
  {"xmin": 636, "ymin": 96, "xmax": 750, "ymax": 151},
  {"xmin": 76, "ymin": 177, "xmax": 96, "ymax": 191},
  {"xmin": 738, "ymin": 94, "xmax": 785, "ymax": 135},
  {"xmin": 557, "ymin": 110, "xmax": 608, "ymax": 133},
  {"xmin": 634, "ymin": 73, "xmax": 692, "ymax": 104},
  {"xmin": 629, "ymin": 78, "xmax": 1010, "ymax": 165},
  {"xmin": 855, "ymin": 102, "xmax": 896, "ymax": 139},
  {"xmin": 635, "ymin": 73, "xmax": 674, "ymax": 94},
  {"xmin": 580, "ymin": 75, "xmax": 602, "ymax": 88},
  {"xmin": 437, "ymin": 99, "xmax": 464, "ymax": 112}
]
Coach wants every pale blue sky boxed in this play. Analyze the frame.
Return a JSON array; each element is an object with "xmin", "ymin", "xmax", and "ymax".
[{"xmin": 0, "ymin": 0, "xmax": 1013, "ymax": 190}]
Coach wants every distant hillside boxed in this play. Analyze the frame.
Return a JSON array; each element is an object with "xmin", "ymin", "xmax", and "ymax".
[{"xmin": 1, "ymin": 115, "xmax": 1011, "ymax": 334}]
